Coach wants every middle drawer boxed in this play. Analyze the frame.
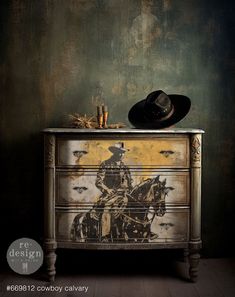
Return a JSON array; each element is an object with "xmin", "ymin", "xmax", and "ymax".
[{"xmin": 55, "ymin": 170, "xmax": 189, "ymax": 206}]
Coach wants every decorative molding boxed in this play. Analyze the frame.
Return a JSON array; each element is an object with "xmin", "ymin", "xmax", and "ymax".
[
  {"xmin": 189, "ymin": 241, "xmax": 202, "ymax": 250},
  {"xmin": 44, "ymin": 239, "xmax": 57, "ymax": 250},
  {"xmin": 191, "ymin": 135, "xmax": 201, "ymax": 164},
  {"xmin": 44, "ymin": 135, "xmax": 55, "ymax": 168}
]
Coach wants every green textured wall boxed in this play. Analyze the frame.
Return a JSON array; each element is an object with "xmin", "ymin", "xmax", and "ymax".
[{"xmin": 0, "ymin": 0, "xmax": 234, "ymax": 257}]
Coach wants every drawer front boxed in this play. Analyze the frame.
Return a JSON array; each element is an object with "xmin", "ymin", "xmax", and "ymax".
[
  {"xmin": 55, "ymin": 209, "xmax": 189, "ymax": 243},
  {"xmin": 149, "ymin": 209, "xmax": 189, "ymax": 242},
  {"xmin": 56, "ymin": 171, "xmax": 189, "ymax": 206},
  {"xmin": 56, "ymin": 138, "xmax": 189, "ymax": 168}
]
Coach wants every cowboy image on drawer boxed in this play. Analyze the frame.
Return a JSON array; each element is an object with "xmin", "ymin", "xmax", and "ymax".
[{"xmin": 56, "ymin": 140, "xmax": 189, "ymax": 243}]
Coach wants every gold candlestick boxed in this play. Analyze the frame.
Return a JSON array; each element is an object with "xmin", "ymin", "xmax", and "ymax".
[
  {"xmin": 102, "ymin": 105, "xmax": 108, "ymax": 128},
  {"xmin": 97, "ymin": 106, "xmax": 103, "ymax": 128}
]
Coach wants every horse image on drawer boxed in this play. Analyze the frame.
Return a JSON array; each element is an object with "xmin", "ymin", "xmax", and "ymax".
[
  {"xmin": 55, "ymin": 208, "xmax": 189, "ymax": 243},
  {"xmin": 55, "ymin": 173, "xmax": 178, "ymax": 243},
  {"xmin": 55, "ymin": 171, "xmax": 189, "ymax": 206}
]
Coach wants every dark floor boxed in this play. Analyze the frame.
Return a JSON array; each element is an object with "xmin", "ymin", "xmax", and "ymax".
[{"xmin": 0, "ymin": 255, "xmax": 235, "ymax": 297}]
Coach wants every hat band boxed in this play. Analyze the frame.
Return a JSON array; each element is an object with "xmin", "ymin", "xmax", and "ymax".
[
  {"xmin": 144, "ymin": 104, "xmax": 175, "ymax": 122},
  {"xmin": 157, "ymin": 105, "xmax": 175, "ymax": 121}
]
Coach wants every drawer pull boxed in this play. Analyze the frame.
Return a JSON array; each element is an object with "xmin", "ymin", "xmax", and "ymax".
[
  {"xmin": 73, "ymin": 186, "xmax": 88, "ymax": 194},
  {"xmin": 159, "ymin": 222, "xmax": 174, "ymax": 230},
  {"xmin": 159, "ymin": 150, "xmax": 175, "ymax": 158},
  {"xmin": 73, "ymin": 150, "xmax": 88, "ymax": 161}
]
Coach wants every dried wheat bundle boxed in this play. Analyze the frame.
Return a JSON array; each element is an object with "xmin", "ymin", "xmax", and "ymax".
[{"xmin": 69, "ymin": 113, "xmax": 97, "ymax": 128}]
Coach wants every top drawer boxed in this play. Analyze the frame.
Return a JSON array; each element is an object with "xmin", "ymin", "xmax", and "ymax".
[{"xmin": 56, "ymin": 137, "xmax": 189, "ymax": 168}]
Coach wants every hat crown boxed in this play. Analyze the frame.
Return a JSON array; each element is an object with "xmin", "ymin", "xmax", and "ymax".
[
  {"xmin": 108, "ymin": 142, "xmax": 127, "ymax": 153},
  {"xmin": 145, "ymin": 90, "xmax": 173, "ymax": 120},
  {"xmin": 114, "ymin": 142, "xmax": 124, "ymax": 149}
]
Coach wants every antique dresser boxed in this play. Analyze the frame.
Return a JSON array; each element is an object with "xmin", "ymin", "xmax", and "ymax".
[{"xmin": 43, "ymin": 128, "xmax": 204, "ymax": 281}]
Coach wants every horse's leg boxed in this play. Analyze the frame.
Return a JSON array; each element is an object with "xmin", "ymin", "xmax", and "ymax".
[
  {"xmin": 113, "ymin": 216, "xmax": 124, "ymax": 241},
  {"xmin": 81, "ymin": 213, "xmax": 97, "ymax": 242},
  {"xmin": 84, "ymin": 214, "xmax": 99, "ymax": 242},
  {"xmin": 78, "ymin": 214, "xmax": 87, "ymax": 242}
]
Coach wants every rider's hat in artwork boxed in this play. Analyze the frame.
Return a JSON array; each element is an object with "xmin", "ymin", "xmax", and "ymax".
[
  {"xmin": 128, "ymin": 90, "xmax": 191, "ymax": 129},
  {"xmin": 108, "ymin": 142, "xmax": 129, "ymax": 154}
]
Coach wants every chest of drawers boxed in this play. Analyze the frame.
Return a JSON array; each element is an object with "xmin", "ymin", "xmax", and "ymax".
[{"xmin": 43, "ymin": 128, "xmax": 204, "ymax": 281}]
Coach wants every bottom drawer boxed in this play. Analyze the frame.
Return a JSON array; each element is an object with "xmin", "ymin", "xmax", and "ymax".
[
  {"xmin": 149, "ymin": 209, "xmax": 189, "ymax": 242},
  {"xmin": 56, "ymin": 208, "xmax": 189, "ymax": 243}
]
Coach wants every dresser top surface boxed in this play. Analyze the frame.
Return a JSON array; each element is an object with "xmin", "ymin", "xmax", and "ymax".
[{"xmin": 43, "ymin": 128, "xmax": 204, "ymax": 134}]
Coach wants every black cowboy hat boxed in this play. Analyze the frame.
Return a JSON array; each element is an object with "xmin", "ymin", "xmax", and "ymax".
[
  {"xmin": 128, "ymin": 90, "xmax": 191, "ymax": 129},
  {"xmin": 108, "ymin": 142, "xmax": 129, "ymax": 154}
]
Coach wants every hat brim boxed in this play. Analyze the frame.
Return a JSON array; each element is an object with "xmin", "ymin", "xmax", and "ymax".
[
  {"xmin": 109, "ymin": 147, "xmax": 128, "ymax": 154},
  {"xmin": 128, "ymin": 94, "xmax": 191, "ymax": 129}
]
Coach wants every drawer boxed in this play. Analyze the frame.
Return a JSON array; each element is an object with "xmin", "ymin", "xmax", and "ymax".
[
  {"xmin": 56, "ymin": 138, "xmax": 189, "ymax": 168},
  {"xmin": 55, "ymin": 208, "xmax": 189, "ymax": 243},
  {"xmin": 56, "ymin": 171, "xmax": 189, "ymax": 206},
  {"xmin": 149, "ymin": 209, "xmax": 189, "ymax": 242}
]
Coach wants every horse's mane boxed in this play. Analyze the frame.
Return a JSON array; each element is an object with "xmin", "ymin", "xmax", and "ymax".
[{"xmin": 130, "ymin": 178, "xmax": 154, "ymax": 202}]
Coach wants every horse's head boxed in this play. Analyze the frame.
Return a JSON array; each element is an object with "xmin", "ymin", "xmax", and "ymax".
[
  {"xmin": 147, "ymin": 176, "xmax": 174, "ymax": 217},
  {"xmin": 129, "ymin": 176, "xmax": 174, "ymax": 216}
]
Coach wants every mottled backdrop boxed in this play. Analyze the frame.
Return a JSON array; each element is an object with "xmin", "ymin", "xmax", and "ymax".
[{"xmin": 0, "ymin": 0, "xmax": 234, "ymax": 258}]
